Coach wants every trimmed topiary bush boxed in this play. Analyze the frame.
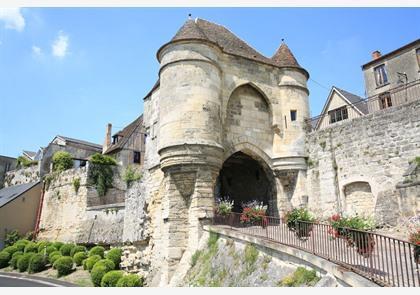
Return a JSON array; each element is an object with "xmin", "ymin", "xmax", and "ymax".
[
  {"xmin": 88, "ymin": 246, "xmax": 105, "ymax": 258},
  {"xmin": 53, "ymin": 256, "xmax": 74, "ymax": 277},
  {"xmin": 24, "ymin": 242, "xmax": 38, "ymax": 253},
  {"xmin": 3, "ymin": 245, "xmax": 19, "ymax": 256},
  {"xmin": 45, "ymin": 245, "xmax": 57, "ymax": 256},
  {"xmin": 50, "ymin": 254, "xmax": 62, "ymax": 267},
  {"xmin": 105, "ymin": 248, "xmax": 122, "ymax": 269},
  {"xmin": 101, "ymin": 270, "xmax": 124, "ymax": 287},
  {"xmin": 91, "ymin": 265, "xmax": 107, "ymax": 287},
  {"xmin": 94, "ymin": 259, "xmax": 115, "ymax": 271},
  {"xmin": 15, "ymin": 240, "xmax": 30, "ymax": 252},
  {"xmin": 74, "ymin": 252, "xmax": 87, "ymax": 266},
  {"xmin": 28, "ymin": 253, "xmax": 47, "ymax": 273},
  {"xmin": 49, "ymin": 250, "xmax": 61, "ymax": 263},
  {"xmin": 116, "ymin": 274, "xmax": 144, "ymax": 287},
  {"xmin": 0, "ymin": 251, "xmax": 11, "ymax": 268},
  {"xmin": 52, "ymin": 241, "xmax": 64, "ymax": 250},
  {"xmin": 36, "ymin": 241, "xmax": 50, "ymax": 253},
  {"xmin": 70, "ymin": 245, "xmax": 87, "ymax": 257},
  {"xmin": 9, "ymin": 252, "xmax": 23, "ymax": 269},
  {"xmin": 17, "ymin": 253, "xmax": 35, "ymax": 272},
  {"xmin": 60, "ymin": 243, "xmax": 75, "ymax": 256},
  {"xmin": 85, "ymin": 255, "xmax": 101, "ymax": 272}
]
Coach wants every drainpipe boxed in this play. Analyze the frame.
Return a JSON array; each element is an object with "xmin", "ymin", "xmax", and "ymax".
[{"xmin": 34, "ymin": 182, "xmax": 46, "ymax": 239}]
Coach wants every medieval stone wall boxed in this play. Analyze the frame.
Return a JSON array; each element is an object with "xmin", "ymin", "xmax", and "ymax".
[
  {"xmin": 4, "ymin": 164, "xmax": 40, "ymax": 187},
  {"xmin": 37, "ymin": 164, "xmax": 126, "ymax": 244},
  {"xmin": 306, "ymin": 99, "xmax": 420, "ymax": 224}
]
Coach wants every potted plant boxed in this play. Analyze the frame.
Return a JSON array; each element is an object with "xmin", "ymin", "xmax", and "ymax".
[
  {"xmin": 282, "ymin": 208, "xmax": 315, "ymax": 240},
  {"xmin": 240, "ymin": 201, "xmax": 268, "ymax": 228},
  {"xmin": 408, "ymin": 229, "xmax": 420, "ymax": 264}
]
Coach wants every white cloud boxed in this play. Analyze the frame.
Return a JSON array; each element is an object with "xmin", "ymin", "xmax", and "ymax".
[
  {"xmin": 32, "ymin": 45, "xmax": 41, "ymax": 55},
  {"xmin": 0, "ymin": 8, "xmax": 25, "ymax": 32},
  {"xmin": 52, "ymin": 31, "xmax": 69, "ymax": 58}
]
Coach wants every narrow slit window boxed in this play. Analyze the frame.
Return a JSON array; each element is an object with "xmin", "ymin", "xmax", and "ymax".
[{"xmin": 290, "ymin": 110, "xmax": 297, "ymax": 121}]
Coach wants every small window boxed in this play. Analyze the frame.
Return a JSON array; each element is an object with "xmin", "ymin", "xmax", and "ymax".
[
  {"xmin": 379, "ymin": 92, "xmax": 392, "ymax": 109},
  {"xmin": 416, "ymin": 48, "xmax": 420, "ymax": 68},
  {"xmin": 112, "ymin": 136, "xmax": 118, "ymax": 144},
  {"xmin": 329, "ymin": 106, "xmax": 348, "ymax": 124},
  {"xmin": 374, "ymin": 64, "xmax": 388, "ymax": 87},
  {"xmin": 133, "ymin": 151, "xmax": 141, "ymax": 164},
  {"xmin": 290, "ymin": 110, "xmax": 297, "ymax": 121}
]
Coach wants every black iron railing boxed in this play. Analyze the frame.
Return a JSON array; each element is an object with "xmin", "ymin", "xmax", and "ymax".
[
  {"xmin": 307, "ymin": 79, "xmax": 420, "ymax": 131},
  {"xmin": 212, "ymin": 213, "xmax": 420, "ymax": 287}
]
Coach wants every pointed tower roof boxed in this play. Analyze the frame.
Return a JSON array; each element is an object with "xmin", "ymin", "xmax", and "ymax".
[
  {"xmin": 271, "ymin": 42, "xmax": 301, "ymax": 67},
  {"xmin": 171, "ymin": 19, "xmax": 208, "ymax": 41}
]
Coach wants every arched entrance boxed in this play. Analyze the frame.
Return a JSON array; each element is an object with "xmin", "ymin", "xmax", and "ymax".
[{"xmin": 214, "ymin": 151, "xmax": 278, "ymax": 217}]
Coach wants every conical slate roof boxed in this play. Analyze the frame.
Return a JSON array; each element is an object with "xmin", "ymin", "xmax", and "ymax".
[
  {"xmin": 271, "ymin": 42, "xmax": 300, "ymax": 67},
  {"xmin": 162, "ymin": 18, "xmax": 307, "ymax": 74}
]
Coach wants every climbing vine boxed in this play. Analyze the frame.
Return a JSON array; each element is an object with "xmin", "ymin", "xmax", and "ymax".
[{"xmin": 87, "ymin": 153, "xmax": 117, "ymax": 197}]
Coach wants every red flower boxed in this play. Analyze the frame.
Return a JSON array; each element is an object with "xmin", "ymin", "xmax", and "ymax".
[{"xmin": 330, "ymin": 214, "xmax": 341, "ymax": 222}]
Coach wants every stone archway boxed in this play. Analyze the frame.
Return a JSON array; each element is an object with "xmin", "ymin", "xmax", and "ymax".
[{"xmin": 215, "ymin": 151, "xmax": 278, "ymax": 217}]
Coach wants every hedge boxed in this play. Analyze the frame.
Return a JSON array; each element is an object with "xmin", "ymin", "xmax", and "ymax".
[
  {"xmin": 60, "ymin": 244, "xmax": 75, "ymax": 256},
  {"xmin": 28, "ymin": 253, "xmax": 47, "ymax": 273},
  {"xmin": 9, "ymin": 252, "xmax": 23, "ymax": 269},
  {"xmin": 74, "ymin": 252, "xmax": 87, "ymax": 266},
  {"xmin": 116, "ymin": 274, "xmax": 144, "ymax": 287},
  {"xmin": 70, "ymin": 245, "xmax": 87, "ymax": 257},
  {"xmin": 101, "ymin": 270, "xmax": 124, "ymax": 287},
  {"xmin": 24, "ymin": 242, "xmax": 38, "ymax": 254},
  {"xmin": 0, "ymin": 251, "xmax": 11, "ymax": 268},
  {"xmin": 88, "ymin": 246, "xmax": 105, "ymax": 258},
  {"xmin": 53, "ymin": 256, "xmax": 74, "ymax": 277},
  {"xmin": 105, "ymin": 248, "xmax": 122, "ymax": 269},
  {"xmin": 84, "ymin": 255, "xmax": 101, "ymax": 272},
  {"xmin": 17, "ymin": 253, "xmax": 35, "ymax": 272}
]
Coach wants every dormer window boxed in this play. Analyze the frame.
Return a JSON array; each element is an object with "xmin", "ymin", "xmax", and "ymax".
[
  {"xmin": 112, "ymin": 136, "xmax": 119, "ymax": 144},
  {"xmin": 374, "ymin": 64, "xmax": 388, "ymax": 87},
  {"xmin": 329, "ymin": 106, "xmax": 348, "ymax": 124}
]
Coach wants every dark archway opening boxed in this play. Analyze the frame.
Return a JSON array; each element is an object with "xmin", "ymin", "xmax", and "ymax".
[{"xmin": 215, "ymin": 151, "xmax": 277, "ymax": 216}]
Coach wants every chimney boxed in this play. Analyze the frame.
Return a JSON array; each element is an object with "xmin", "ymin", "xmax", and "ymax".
[
  {"xmin": 372, "ymin": 50, "xmax": 382, "ymax": 60},
  {"xmin": 102, "ymin": 123, "xmax": 112, "ymax": 154}
]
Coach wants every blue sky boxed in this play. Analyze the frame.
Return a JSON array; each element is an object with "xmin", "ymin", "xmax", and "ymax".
[{"xmin": 0, "ymin": 7, "xmax": 419, "ymax": 158}]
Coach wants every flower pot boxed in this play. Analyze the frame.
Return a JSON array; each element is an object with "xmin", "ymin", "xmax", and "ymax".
[
  {"xmin": 351, "ymin": 232, "xmax": 375, "ymax": 258},
  {"xmin": 288, "ymin": 221, "xmax": 313, "ymax": 239},
  {"xmin": 414, "ymin": 245, "xmax": 420, "ymax": 264}
]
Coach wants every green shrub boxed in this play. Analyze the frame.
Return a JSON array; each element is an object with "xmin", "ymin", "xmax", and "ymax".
[
  {"xmin": 17, "ymin": 253, "xmax": 35, "ymax": 272},
  {"xmin": 4, "ymin": 230, "xmax": 21, "ymax": 247},
  {"xmin": 88, "ymin": 153, "xmax": 117, "ymax": 196},
  {"xmin": 85, "ymin": 255, "xmax": 101, "ymax": 272},
  {"xmin": 52, "ymin": 151, "xmax": 73, "ymax": 172},
  {"xmin": 278, "ymin": 267, "xmax": 320, "ymax": 287},
  {"xmin": 9, "ymin": 252, "xmax": 23, "ymax": 269},
  {"xmin": 91, "ymin": 265, "xmax": 107, "ymax": 287},
  {"xmin": 74, "ymin": 252, "xmax": 88, "ymax": 266},
  {"xmin": 94, "ymin": 259, "xmax": 115, "ymax": 271},
  {"xmin": 88, "ymin": 246, "xmax": 105, "ymax": 258},
  {"xmin": 53, "ymin": 256, "xmax": 74, "ymax": 277},
  {"xmin": 50, "ymin": 254, "xmax": 62, "ymax": 266},
  {"xmin": 105, "ymin": 248, "xmax": 122, "ymax": 269},
  {"xmin": 24, "ymin": 242, "xmax": 38, "ymax": 253},
  {"xmin": 101, "ymin": 270, "xmax": 124, "ymax": 287},
  {"xmin": 28, "ymin": 253, "xmax": 47, "ymax": 273},
  {"xmin": 116, "ymin": 274, "xmax": 144, "ymax": 287},
  {"xmin": 36, "ymin": 241, "xmax": 50, "ymax": 253},
  {"xmin": 72, "ymin": 177, "xmax": 81, "ymax": 193},
  {"xmin": 48, "ymin": 250, "xmax": 61, "ymax": 262},
  {"xmin": 190, "ymin": 250, "xmax": 202, "ymax": 267},
  {"xmin": 60, "ymin": 243, "xmax": 75, "ymax": 256},
  {"xmin": 15, "ymin": 239, "xmax": 30, "ymax": 252},
  {"xmin": 0, "ymin": 251, "xmax": 11, "ymax": 268},
  {"xmin": 70, "ymin": 245, "xmax": 87, "ymax": 257},
  {"xmin": 3, "ymin": 245, "xmax": 19, "ymax": 256},
  {"xmin": 16, "ymin": 156, "xmax": 38, "ymax": 168},
  {"xmin": 45, "ymin": 245, "xmax": 58, "ymax": 256},
  {"xmin": 123, "ymin": 165, "xmax": 142, "ymax": 187},
  {"xmin": 52, "ymin": 241, "xmax": 64, "ymax": 250}
]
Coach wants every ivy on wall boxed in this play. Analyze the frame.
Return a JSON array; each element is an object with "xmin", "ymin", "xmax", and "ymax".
[{"xmin": 87, "ymin": 153, "xmax": 117, "ymax": 197}]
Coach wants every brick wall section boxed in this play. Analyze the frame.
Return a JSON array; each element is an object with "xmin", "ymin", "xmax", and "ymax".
[{"xmin": 306, "ymin": 99, "xmax": 420, "ymax": 224}]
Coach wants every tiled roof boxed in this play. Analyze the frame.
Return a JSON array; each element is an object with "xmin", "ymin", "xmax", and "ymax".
[
  {"xmin": 161, "ymin": 18, "xmax": 307, "ymax": 74},
  {"xmin": 23, "ymin": 150, "xmax": 36, "ymax": 159},
  {"xmin": 271, "ymin": 43, "xmax": 300, "ymax": 67},
  {"xmin": 57, "ymin": 136, "xmax": 102, "ymax": 150},
  {"xmin": 0, "ymin": 182, "xmax": 40, "ymax": 208},
  {"xmin": 104, "ymin": 115, "xmax": 144, "ymax": 154},
  {"xmin": 335, "ymin": 87, "xmax": 369, "ymax": 115}
]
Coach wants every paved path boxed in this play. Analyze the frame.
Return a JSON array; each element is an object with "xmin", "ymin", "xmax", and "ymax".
[{"xmin": 0, "ymin": 272, "xmax": 77, "ymax": 287}]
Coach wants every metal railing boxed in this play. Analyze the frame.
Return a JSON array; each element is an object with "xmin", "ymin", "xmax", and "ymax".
[
  {"xmin": 212, "ymin": 212, "xmax": 420, "ymax": 287},
  {"xmin": 307, "ymin": 79, "xmax": 420, "ymax": 131}
]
